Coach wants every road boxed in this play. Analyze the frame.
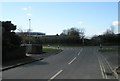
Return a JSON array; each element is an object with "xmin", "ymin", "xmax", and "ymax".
[{"xmin": 2, "ymin": 46, "xmax": 119, "ymax": 81}]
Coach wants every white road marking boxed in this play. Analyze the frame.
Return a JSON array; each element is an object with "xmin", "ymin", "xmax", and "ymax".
[
  {"xmin": 78, "ymin": 52, "xmax": 80, "ymax": 55},
  {"xmin": 99, "ymin": 62, "xmax": 105, "ymax": 79},
  {"xmin": 49, "ymin": 70, "xmax": 63, "ymax": 81},
  {"xmin": 97, "ymin": 56, "xmax": 106, "ymax": 79},
  {"xmin": 104, "ymin": 56, "xmax": 118, "ymax": 79},
  {"xmin": 114, "ymin": 67, "xmax": 119, "ymax": 79},
  {"xmin": 96, "ymin": 53, "xmax": 107, "ymax": 79},
  {"xmin": 78, "ymin": 48, "xmax": 83, "ymax": 56},
  {"xmin": 101, "ymin": 63, "xmax": 108, "ymax": 79},
  {"xmin": 68, "ymin": 57, "xmax": 77, "ymax": 65},
  {"xmin": 100, "ymin": 54, "xmax": 118, "ymax": 79}
]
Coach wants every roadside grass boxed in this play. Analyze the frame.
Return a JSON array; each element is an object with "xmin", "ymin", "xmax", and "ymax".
[
  {"xmin": 43, "ymin": 44, "xmax": 82, "ymax": 48},
  {"xmin": 43, "ymin": 47, "xmax": 62, "ymax": 54},
  {"xmin": 98, "ymin": 47, "xmax": 119, "ymax": 52}
]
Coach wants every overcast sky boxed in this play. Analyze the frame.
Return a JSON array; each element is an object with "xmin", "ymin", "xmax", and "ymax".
[{"xmin": 1, "ymin": 2, "xmax": 119, "ymax": 37}]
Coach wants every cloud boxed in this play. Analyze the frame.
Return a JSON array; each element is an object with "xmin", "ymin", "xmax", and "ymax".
[
  {"xmin": 22, "ymin": 6, "xmax": 31, "ymax": 11},
  {"xmin": 22, "ymin": 7, "xmax": 28, "ymax": 11},
  {"xmin": 26, "ymin": 13, "xmax": 32, "ymax": 17},
  {"xmin": 112, "ymin": 21, "xmax": 120, "ymax": 27}
]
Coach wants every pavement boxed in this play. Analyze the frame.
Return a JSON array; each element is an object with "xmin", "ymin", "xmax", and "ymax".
[
  {"xmin": 1, "ymin": 46, "xmax": 119, "ymax": 81},
  {"xmin": 98, "ymin": 46, "xmax": 120, "ymax": 81},
  {"xmin": 2, "ymin": 49, "xmax": 61, "ymax": 71},
  {"xmin": 2, "ymin": 54, "xmax": 44, "ymax": 71}
]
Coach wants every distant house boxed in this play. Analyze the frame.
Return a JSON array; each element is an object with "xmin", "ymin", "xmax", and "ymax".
[
  {"xmin": 16, "ymin": 32, "xmax": 45, "ymax": 37},
  {"xmin": 41, "ymin": 35, "xmax": 58, "ymax": 38}
]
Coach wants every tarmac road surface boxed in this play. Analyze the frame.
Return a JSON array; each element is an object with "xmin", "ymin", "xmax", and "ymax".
[{"xmin": 2, "ymin": 46, "xmax": 119, "ymax": 81}]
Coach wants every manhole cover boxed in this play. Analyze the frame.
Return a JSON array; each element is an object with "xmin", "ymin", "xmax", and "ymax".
[{"xmin": 105, "ymin": 72, "xmax": 113, "ymax": 75}]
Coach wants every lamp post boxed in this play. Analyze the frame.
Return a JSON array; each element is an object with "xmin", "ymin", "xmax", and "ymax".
[{"xmin": 29, "ymin": 19, "xmax": 31, "ymax": 44}]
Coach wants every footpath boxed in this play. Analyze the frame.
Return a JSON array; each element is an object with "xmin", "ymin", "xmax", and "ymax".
[{"xmin": 2, "ymin": 53, "xmax": 54, "ymax": 71}]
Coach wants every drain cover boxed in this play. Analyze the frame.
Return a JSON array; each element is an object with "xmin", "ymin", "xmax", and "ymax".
[{"xmin": 105, "ymin": 72, "xmax": 113, "ymax": 75}]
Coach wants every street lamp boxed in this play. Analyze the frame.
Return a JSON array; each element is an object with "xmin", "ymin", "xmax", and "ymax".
[{"xmin": 29, "ymin": 19, "xmax": 31, "ymax": 44}]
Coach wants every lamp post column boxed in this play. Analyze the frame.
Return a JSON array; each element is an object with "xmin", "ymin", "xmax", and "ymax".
[{"xmin": 29, "ymin": 19, "xmax": 31, "ymax": 44}]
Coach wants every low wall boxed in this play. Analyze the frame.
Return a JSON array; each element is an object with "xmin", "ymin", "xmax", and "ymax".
[{"xmin": 26, "ymin": 44, "xmax": 43, "ymax": 54}]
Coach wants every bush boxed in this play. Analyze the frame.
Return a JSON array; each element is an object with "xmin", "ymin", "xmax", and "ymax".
[
  {"xmin": 2, "ymin": 21, "xmax": 23, "ymax": 62},
  {"xmin": 3, "ymin": 46, "xmax": 26, "ymax": 62}
]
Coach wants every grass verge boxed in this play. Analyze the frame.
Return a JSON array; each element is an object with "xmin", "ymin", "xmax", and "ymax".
[
  {"xmin": 43, "ymin": 47, "xmax": 62, "ymax": 54},
  {"xmin": 98, "ymin": 47, "xmax": 118, "ymax": 52}
]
